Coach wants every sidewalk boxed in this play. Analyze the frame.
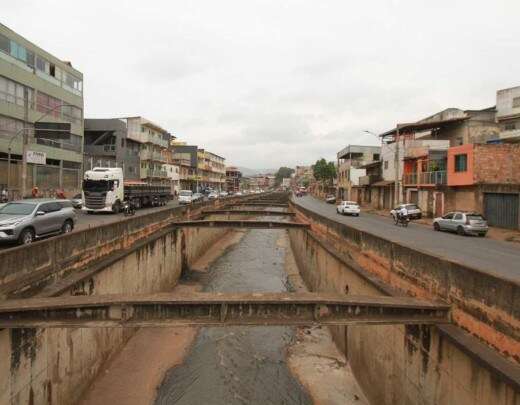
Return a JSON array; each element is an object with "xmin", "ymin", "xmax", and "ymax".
[{"xmin": 362, "ymin": 206, "xmax": 520, "ymax": 245}]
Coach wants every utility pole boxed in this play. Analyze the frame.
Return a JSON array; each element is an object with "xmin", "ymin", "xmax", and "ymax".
[
  {"xmin": 394, "ymin": 125, "xmax": 400, "ymax": 206},
  {"xmin": 21, "ymin": 87, "xmax": 29, "ymax": 198}
]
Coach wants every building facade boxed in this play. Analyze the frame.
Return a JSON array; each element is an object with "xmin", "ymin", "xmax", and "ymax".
[
  {"xmin": 84, "ymin": 118, "xmax": 141, "ymax": 181},
  {"xmin": 0, "ymin": 23, "xmax": 84, "ymax": 198},
  {"xmin": 225, "ymin": 166, "xmax": 242, "ymax": 192},
  {"xmin": 197, "ymin": 149, "xmax": 225, "ymax": 192},
  {"xmin": 336, "ymin": 145, "xmax": 380, "ymax": 201},
  {"xmin": 445, "ymin": 143, "xmax": 520, "ymax": 229},
  {"xmin": 171, "ymin": 144, "xmax": 198, "ymax": 191},
  {"xmin": 496, "ymin": 86, "xmax": 520, "ymax": 143}
]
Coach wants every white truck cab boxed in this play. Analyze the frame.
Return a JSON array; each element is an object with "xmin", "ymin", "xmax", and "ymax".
[{"xmin": 82, "ymin": 167, "xmax": 124, "ymax": 213}]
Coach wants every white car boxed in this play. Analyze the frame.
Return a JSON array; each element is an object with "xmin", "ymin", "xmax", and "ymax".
[
  {"xmin": 336, "ymin": 201, "xmax": 361, "ymax": 216},
  {"xmin": 235, "ymin": 191, "xmax": 243, "ymax": 196},
  {"xmin": 208, "ymin": 192, "xmax": 219, "ymax": 200},
  {"xmin": 178, "ymin": 190, "xmax": 193, "ymax": 204},
  {"xmin": 219, "ymin": 191, "xmax": 229, "ymax": 197}
]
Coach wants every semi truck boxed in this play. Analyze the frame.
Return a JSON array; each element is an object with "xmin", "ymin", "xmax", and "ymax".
[{"xmin": 82, "ymin": 167, "xmax": 171, "ymax": 214}]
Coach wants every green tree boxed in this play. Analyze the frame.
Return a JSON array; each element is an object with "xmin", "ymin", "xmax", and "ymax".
[
  {"xmin": 313, "ymin": 158, "xmax": 336, "ymax": 184},
  {"xmin": 275, "ymin": 166, "xmax": 295, "ymax": 186}
]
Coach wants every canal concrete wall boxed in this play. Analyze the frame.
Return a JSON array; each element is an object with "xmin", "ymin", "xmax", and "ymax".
[
  {"xmin": 288, "ymin": 201, "xmax": 520, "ymax": 405},
  {"xmin": 0, "ymin": 200, "xmax": 237, "ymax": 405}
]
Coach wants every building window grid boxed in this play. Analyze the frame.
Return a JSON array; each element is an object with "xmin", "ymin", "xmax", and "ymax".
[{"xmin": 0, "ymin": 32, "xmax": 83, "ymax": 94}]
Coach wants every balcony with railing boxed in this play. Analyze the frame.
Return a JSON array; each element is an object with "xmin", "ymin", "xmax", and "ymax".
[
  {"xmin": 358, "ymin": 174, "xmax": 381, "ymax": 186},
  {"xmin": 403, "ymin": 171, "xmax": 447, "ymax": 186},
  {"xmin": 84, "ymin": 144, "xmax": 115, "ymax": 156}
]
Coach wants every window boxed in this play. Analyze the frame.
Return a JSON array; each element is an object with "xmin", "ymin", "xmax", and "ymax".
[
  {"xmin": 442, "ymin": 213, "xmax": 454, "ymax": 220},
  {"xmin": 453, "ymin": 213, "xmax": 463, "ymax": 221},
  {"xmin": 384, "ymin": 161, "xmax": 389, "ymax": 170},
  {"xmin": 513, "ymin": 97, "xmax": 520, "ymax": 108},
  {"xmin": 504, "ymin": 123, "xmax": 516, "ymax": 131},
  {"xmin": 0, "ymin": 76, "xmax": 33, "ymax": 107},
  {"xmin": 454, "ymin": 154, "xmax": 467, "ymax": 172},
  {"xmin": 373, "ymin": 153, "xmax": 380, "ymax": 161},
  {"xmin": 0, "ymin": 34, "xmax": 9, "ymax": 54}
]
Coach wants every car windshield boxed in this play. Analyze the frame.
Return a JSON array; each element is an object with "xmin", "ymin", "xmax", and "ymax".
[
  {"xmin": 0, "ymin": 202, "xmax": 36, "ymax": 215},
  {"xmin": 73, "ymin": 194, "xmax": 82, "ymax": 199},
  {"xmin": 467, "ymin": 214, "xmax": 485, "ymax": 221},
  {"xmin": 180, "ymin": 191, "xmax": 192, "ymax": 196},
  {"xmin": 405, "ymin": 204, "xmax": 419, "ymax": 210}
]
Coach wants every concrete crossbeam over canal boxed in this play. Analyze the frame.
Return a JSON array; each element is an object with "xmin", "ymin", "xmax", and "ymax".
[{"xmin": 0, "ymin": 292, "xmax": 450, "ymax": 328}]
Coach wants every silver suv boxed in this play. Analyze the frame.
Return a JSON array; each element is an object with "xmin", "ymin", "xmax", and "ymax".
[
  {"xmin": 433, "ymin": 211, "xmax": 488, "ymax": 237},
  {"xmin": 0, "ymin": 199, "xmax": 77, "ymax": 245}
]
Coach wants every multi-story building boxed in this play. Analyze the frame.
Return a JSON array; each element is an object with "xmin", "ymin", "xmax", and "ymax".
[
  {"xmin": 125, "ymin": 117, "xmax": 171, "ymax": 186},
  {"xmin": 84, "ymin": 118, "xmax": 141, "ymax": 180},
  {"xmin": 84, "ymin": 117, "xmax": 172, "ymax": 187},
  {"xmin": 0, "ymin": 23, "xmax": 84, "ymax": 198},
  {"xmin": 226, "ymin": 166, "xmax": 242, "ymax": 192},
  {"xmin": 171, "ymin": 144, "xmax": 199, "ymax": 191},
  {"xmin": 336, "ymin": 145, "xmax": 380, "ymax": 201},
  {"xmin": 378, "ymin": 107, "xmax": 499, "ymax": 213},
  {"xmin": 197, "ymin": 149, "xmax": 226, "ymax": 192},
  {"xmin": 496, "ymin": 86, "xmax": 520, "ymax": 143},
  {"xmin": 446, "ymin": 143, "xmax": 520, "ymax": 229}
]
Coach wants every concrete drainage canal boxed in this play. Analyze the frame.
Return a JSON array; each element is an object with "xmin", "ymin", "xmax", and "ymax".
[{"xmin": 79, "ymin": 215, "xmax": 368, "ymax": 405}]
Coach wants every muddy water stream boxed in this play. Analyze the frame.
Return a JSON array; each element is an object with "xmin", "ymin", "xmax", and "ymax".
[{"xmin": 154, "ymin": 226, "xmax": 312, "ymax": 405}]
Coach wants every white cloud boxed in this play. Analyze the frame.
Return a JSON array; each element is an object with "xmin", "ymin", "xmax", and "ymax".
[{"xmin": 3, "ymin": 0, "xmax": 520, "ymax": 168}]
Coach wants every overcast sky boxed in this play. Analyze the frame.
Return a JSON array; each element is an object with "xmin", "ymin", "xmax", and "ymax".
[{"xmin": 3, "ymin": 1, "xmax": 520, "ymax": 169}]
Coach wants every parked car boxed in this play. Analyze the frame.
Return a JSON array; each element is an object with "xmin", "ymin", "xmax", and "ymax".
[
  {"xmin": 325, "ymin": 194, "xmax": 336, "ymax": 204},
  {"xmin": 178, "ymin": 190, "xmax": 193, "ymax": 204},
  {"xmin": 336, "ymin": 201, "xmax": 361, "ymax": 216},
  {"xmin": 219, "ymin": 191, "xmax": 229, "ymax": 197},
  {"xmin": 433, "ymin": 211, "xmax": 488, "ymax": 236},
  {"xmin": 70, "ymin": 193, "xmax": 83, "ymax": 209},
  {"xmin": 192, "ymin": 192, "xmax": 203, "ymax": 203},
  {"xmin": 208, "ymin": 192, "xmax": 219, "ymax": 200},
  {"xmin": 0, "ymin": 199, "xmax": 77, "ymax": 245},
  {"xmin": 390, "ymin": 204, "xmax": 422, "ymax": 220},
  {"xmin": 235, "ymin": 191, "xmax": 243, "ymax": 196}
]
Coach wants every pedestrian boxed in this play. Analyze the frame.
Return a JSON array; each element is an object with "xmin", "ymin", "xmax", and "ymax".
[
  {"xmin": 56, "ymin": 189, "xmax": 66, "ymax": 199},
  {"xmin": 1, "ymin": 187, "xmax": 7, "ymax": 203},
  {"xmin": 31, "ymin": 186, "xmax": 39, "ymax": 198}
]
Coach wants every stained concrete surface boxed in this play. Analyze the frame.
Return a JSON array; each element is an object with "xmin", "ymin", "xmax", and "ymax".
[
  {"xmin": 154, "ymin": 226, "xmax": 313, "ymax": 405},
  {"xmin": 296, "ymin": 195, "xmax": 520, "ymax": 283}
]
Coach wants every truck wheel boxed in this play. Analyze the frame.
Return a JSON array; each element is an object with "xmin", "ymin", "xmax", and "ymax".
[{"xmin": 112, "ymin": 201, "xmax": 121, "ymax": 214}]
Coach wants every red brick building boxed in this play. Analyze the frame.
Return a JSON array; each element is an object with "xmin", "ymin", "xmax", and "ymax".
[{"xmin": 445, "ymin": 144, "xmax": 520, "ymax": 229}]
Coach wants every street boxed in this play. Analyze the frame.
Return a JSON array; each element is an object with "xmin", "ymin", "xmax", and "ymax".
[
  {"xmin": 294, "ymin": 195, "xmax": 520, "ymax": 284},
  {"xmin": 74, "ymin": 200, "xmax": 181, "ymax": 231}
]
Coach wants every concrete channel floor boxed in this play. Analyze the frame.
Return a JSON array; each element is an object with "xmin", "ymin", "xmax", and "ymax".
[{"xmin": 295, "ymin": 195, "xmax": 520, "ymax": 284}]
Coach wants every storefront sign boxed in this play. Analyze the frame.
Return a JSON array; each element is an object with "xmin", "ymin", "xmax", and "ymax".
[{"xmin": 26, "ymin": 150, "xmax": 46, "ymax": 165}]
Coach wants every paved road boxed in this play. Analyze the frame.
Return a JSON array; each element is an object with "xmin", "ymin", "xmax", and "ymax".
[
  {"xmin": 0, "ymin": 200, "xmax": 182, "ymax": 251},
  {"xmin": 295, "ymin": 195, "xmax": 520, "ymax": 284},
  {"xmin": 74, "ymin": 200, "xmax": 181, "ymax": 231}
]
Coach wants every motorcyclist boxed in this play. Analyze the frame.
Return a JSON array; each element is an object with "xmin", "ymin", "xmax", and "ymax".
[
  {"xmin": 397, "ymin": 205, "xmax": 409, "ymax": 223},
  {"xmin": 1, "ymin": 188, "xmax": 8, "ymax": 203}
]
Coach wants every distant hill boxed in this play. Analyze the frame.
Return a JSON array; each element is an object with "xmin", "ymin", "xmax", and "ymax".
[{"xmin": 237, "ymin": 167, "xmax": 277, "ymax": 176}]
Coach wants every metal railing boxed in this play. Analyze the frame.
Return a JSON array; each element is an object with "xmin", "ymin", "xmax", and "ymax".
[{"xmin": 403, "ymin": 171, "xmax": 446, "ymax": 185}]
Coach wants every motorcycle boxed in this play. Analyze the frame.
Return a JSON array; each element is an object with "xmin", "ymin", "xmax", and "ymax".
[
  {"xmin": 123, "ymin": 200, "xmax": 135, "ymax": 216},
  {"xmin": 394, "ymin": 213, "xmax": 410, "ymax": 227}
]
